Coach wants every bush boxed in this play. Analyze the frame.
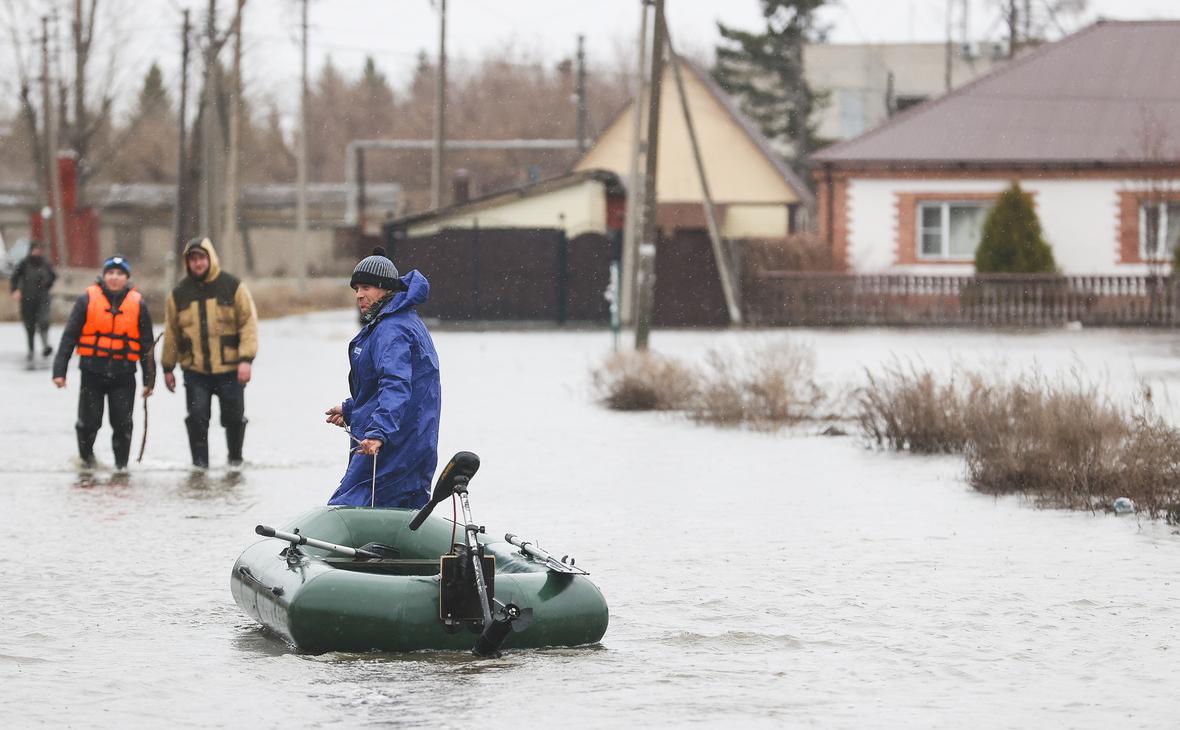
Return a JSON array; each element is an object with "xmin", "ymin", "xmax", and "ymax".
[
  {"xmin": 590, "ymin": 339, "xmax": 824, "ymax": 428},
  {"xmin": 690, "ymin": 340, "xmax": 822, "ymax": 428},
  {"xmin": 854, "ymin": 363, "xmax": 978, "ymax": 454},
  {"xmin": 974, "ymin": 181, "xmax": 1056, "ymax": 273},
  {"xmin": 589, "ymin": 352, "xmax": 698, "ymax": 411},
  {"xmin": 857, "ymin": 366, "xmax": 1180, "ymax": 519}
]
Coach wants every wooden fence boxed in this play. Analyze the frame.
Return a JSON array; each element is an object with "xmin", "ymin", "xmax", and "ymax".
[{"xmin": 745, "ymin": 272, "xmax": 1180, "ymax": 327}]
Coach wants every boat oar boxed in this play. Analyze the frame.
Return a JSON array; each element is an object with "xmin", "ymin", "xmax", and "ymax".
[
  {"xmin": 505, "ymin": 534, "xmax": 590, "ymax": 575},
  {"xmin": 136, "ymin": 333, "xmax": 165, "ymax": 463},
  {"xmin": 255, "ymin": 524, "xmax": 385, "ymax": 560}
]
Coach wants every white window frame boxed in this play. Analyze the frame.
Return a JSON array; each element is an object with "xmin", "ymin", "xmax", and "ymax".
[
  {"xmin": 1139, "ymin": 201, "xmax": 1178, "ymax": 260},
  {"xmin": 916, "ymin": 201, "xmax": 990, "ymax": 260}
]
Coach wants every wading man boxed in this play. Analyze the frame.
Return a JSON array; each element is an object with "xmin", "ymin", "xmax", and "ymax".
[
  {"xmin": 324, "ymin": 248, "xmax": 440, "ymax": 507},
  {"xmin": 10, "ymin": 241, "xmax": 56, "ymax": 364},
  {"xmin": 52, "ymin": 255, "xmax": 155, "ymax": 470},
  {"xmin": 162, "ymin": 238, "xmax": 258, "ymax": 468}
]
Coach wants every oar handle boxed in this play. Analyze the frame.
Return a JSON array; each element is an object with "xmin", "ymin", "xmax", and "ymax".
[
  {"xmin": 255, "ymin": 524, "xmax": 378, "ymax": 559},
  {"xmin": 505, "ymin": 533, "xmax": 589, "ymax": 575}
]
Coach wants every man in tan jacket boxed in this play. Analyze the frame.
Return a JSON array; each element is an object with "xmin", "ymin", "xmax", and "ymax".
[{"xmin": 162, "ymin": 238, "xmax": 258, "ymax": 468}]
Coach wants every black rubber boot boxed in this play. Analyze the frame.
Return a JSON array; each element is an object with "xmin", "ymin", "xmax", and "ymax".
[
  {"xmin": 186, "ymin": 419, "xmax": 209, "ymax": 469},
  {"xmin": 76, "ymin": 426, "xmax": 97, "ymax": 469},
  {"xmin": 225, "ymin": 421, "xmax": 246, "ymax": 467}
]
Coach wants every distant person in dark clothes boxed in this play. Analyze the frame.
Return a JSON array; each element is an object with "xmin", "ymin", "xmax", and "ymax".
[
  {"xmin": 161, "ymin": 237, "xmax": 258, "ymax": 469},
  {"xmin": 10, "ymin": 241, "xmax": 56, "ymax": 363},
  {"xmin": 53, "ymin": 254, "xmax": 156, "ymax": 470},
  {"xmin": 323, "ymin": 248, "xmax": 441, "ymax": 508}
]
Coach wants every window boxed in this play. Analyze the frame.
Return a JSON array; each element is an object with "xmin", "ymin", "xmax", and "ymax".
[
  {"xmin": 917, "ymin": 202, "xmax": 989, "ymax": 259},
  {"xmin": 1139, "ymin": 202, "xmax": 1180, "ymax": 259}
]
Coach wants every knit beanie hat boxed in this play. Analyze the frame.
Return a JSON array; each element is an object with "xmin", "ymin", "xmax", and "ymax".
[
  {"xmin": 103, "ymin": 254, "xmax": 131, "ymax": 275},
  {"xmin": 350, "ymin": 247, "xmax": 401, "ymax": 290}
]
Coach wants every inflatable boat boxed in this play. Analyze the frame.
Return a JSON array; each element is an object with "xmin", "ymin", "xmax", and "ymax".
[{"xmin": 231, "ymin": 452, "xmax": 608, "ymax": 655}]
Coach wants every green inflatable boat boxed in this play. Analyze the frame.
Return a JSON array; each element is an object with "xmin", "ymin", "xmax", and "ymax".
[{"xmin": 231, "ymin": 452, "xmax": 608, "ymax": 655}]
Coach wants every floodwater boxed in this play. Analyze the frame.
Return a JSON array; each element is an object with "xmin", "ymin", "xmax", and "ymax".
[{"xmin": 3, "ymin": 313, "xmax": 1180, "ymax": 728}]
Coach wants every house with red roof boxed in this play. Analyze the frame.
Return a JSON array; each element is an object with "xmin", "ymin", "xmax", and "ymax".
[{"xmin": 813, "ymin": 21, "xmax": 1180, "ymax": 275}]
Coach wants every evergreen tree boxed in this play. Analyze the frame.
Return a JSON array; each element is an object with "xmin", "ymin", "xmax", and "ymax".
[
  {"xmin": 975, "ymin": 182, "xmax": 1056, "ymax": 273},
  {"xmin": 137, "ymin": 62, "xmax": 170, "ymax": 116},
  {"xmin": 713, "ymin": 0, "xmax": 829, "ymax": 182}
]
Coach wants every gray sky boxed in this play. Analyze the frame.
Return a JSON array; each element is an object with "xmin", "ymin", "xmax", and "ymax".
[{"xmin": 6, "ymin": 0, "xmax": 1180, "ymax": 119}]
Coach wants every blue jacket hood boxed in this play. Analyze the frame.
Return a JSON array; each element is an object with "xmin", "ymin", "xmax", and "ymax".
[{"xmin": 374, "ymin": 270, "xmax": 429, "ymax": 320}]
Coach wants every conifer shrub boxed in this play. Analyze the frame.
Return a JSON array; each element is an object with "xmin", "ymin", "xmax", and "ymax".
[{"xmin": 974, "ymin": 182, "xmax": 1057, "ymax": 273}]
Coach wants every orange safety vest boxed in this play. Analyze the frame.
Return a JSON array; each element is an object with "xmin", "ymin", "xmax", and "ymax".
[{"xmin": 77, "ymin": 284, "xmax": 142, "ymax": 361}]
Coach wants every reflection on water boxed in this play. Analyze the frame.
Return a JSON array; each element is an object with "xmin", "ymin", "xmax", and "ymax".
[{"xmin": 4, "ymin": 316, "xmax": 1180, "ymax": 728}]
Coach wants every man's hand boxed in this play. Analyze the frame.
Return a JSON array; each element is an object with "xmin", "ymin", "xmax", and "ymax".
[
  {"xmin": 325, "ymin": 404, "xmax": 346, "ymax": 428},
  {"xmin": 52, "ymin": 376, "xmax": 65, "ymax": 389},
  {"xmin": 238, "ymin": 361, "xmax": 252, "ymax": 386},
  {"xmin": 356, "ymin": 438, "xmax": 382, "ymax": 456},
  {"xmin": 143, "ymin": 386, "xmax": 153, "ymax": 398},
  {"xmin": 10, "ymin": 289, "xmax": 19, "ymax": 302},
  {"xmin": 164, "ymin": 371, "xmax": 176, "ymax": 393}
]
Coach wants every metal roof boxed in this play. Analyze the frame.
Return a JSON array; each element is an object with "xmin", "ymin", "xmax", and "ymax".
[{"xmin": 814, "ymin": 21, "xmax": 1180, "ymax": 166}]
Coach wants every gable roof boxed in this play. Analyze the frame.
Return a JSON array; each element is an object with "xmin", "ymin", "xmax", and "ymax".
[
  {"xmin": 814, "ymin": 21, "xmax": 1180, "ymax": 166},
  {"xmin": 575, "ymin": 57, "xmax": 814, "ymax": 207}
]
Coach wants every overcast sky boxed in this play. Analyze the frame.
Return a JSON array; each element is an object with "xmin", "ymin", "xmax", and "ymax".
[{"xmin": 5, "ymin": 0, "xmax": 1179, "ymax": 119}]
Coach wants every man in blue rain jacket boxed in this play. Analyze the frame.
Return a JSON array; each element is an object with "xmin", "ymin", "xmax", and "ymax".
[{"xmin": 324, "ymin": 248, "xmax": 440, "ymax": 508}]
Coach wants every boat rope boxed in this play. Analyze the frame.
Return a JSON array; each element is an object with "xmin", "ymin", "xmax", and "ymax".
[{"xmin": 345, "ymin": 428, "xmax": 379, "ymax": 507}]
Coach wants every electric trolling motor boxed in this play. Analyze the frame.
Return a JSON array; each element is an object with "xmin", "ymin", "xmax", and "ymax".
[{"xmin": 410, "ymin": 451, "xmax": 533, "ymax": 658}]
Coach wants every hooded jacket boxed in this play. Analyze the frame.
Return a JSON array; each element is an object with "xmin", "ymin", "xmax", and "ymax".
[
  {"xmin": 11, "ymin": 253, "xmax": 56, "ymax": 311},
  {"xmin": 162, "ymin": 238, "xmax": 258, "ymax": 375},
  {"xmin": 328, "ymin": 271, "xmax": 441, "ymax": 508}
]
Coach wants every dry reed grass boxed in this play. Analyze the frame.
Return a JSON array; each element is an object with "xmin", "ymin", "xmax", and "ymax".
[
  {"xmin": 856, "ymin": 365, "xmax": 1180, "ymax": 519},
  {"xmin": 591, "ymin": 339, "xmax": 823, "ymax": 427},
  {"xmin": 689, "ymin": 341, "xmax": 822, "ymax": 428},
  {"xmin": 589, "ymin": 351, "xmax": 699, "ymax": 411}
]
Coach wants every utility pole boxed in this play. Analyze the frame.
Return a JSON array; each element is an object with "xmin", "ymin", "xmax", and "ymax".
[
  {"xmin": 575, "ymin": 34, "xmax": 587, "ymax": 153},
  {"xmin": 1006, "ymin": 0, "xmax": 1018, "ymax": 58},
  {"xmin": 621, "ymin": 0, "xmax": 650, "ymax": 327},
  {"xmin": 221, "ymin": 0, "xmax": 245, "ymax": 275},
  {"xmin": 296, "ymin": 0, "xmax": 309, "ymax": 283},
  {"xmin": 171, "ymin": 8, "xmax": 191, "ymax": 285},
  {"xmin": 664, "ymin": 20, "xmax": 741, "ymax": 326},
  {"xmin": 41, "ymin": 16, "xmax": 66, "ymax": 265},
  {"xmin": 430, "ymin": 0, "xmax": 448, "ymax": 210},
  {"xmin": 200, "ymin": 0, "xmax": 218, "ymax": 238},
  {"xmin": 634, "ymin": 0, "xmax": 665, "ymax": 351}
]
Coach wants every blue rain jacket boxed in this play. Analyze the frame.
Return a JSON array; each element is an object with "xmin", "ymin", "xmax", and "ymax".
[{"xmin": 328, "ymin": 271, "xmax": 441, "ymax": 508}]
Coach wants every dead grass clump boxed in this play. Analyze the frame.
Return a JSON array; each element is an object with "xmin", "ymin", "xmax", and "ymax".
[
  {"xmin": 964, "ymin": 377, "xmax": 1129, "ymax": 507},
  {"xmin": 854, "ymin": 363, "xmax": 977, "ymax": 453},
  {"xmin": 590, "ymin": 352, "xmax": 698, "ymax": 411},
  {"xmin": 858, "ymin": 365, "xmax": 1180, "ymax": 520},
  {"xmin": 690, "ymin": 340, "xmax": 822, "ymax": 428}
]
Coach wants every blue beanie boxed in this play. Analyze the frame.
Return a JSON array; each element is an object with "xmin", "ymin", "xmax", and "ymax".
[{"xmin": 103, "ymin": 254, "xmax": 131, "ymax": 275}]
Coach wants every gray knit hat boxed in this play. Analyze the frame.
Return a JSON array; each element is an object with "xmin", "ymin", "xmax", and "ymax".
[{"xmin": 350, "ymin": 247, "xmax": 401, "ymax": 290}]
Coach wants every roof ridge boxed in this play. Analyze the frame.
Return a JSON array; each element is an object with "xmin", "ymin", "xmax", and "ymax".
[{"xmin": 813, "ymin": 20, "xmax": 1112, "ymax": 162}]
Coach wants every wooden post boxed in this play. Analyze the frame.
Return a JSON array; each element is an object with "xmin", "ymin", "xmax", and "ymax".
[
  {"xmin": 663, "ymin": 20, "xmax": 742, "ymax": 326},
  {"xmin": 221, "ymin": 0, "xmax": 246, "ymax": 274},
  {"xmin": 430, "ymin": 0, "xmax": 448, "ymax": 210},
  {"xmin": 296, "ymin": 0, "xmax": 309, "ymax": 282},
  {"xmin": 170, "ymin": 8, "xmax": 191, "ymax": 288}
]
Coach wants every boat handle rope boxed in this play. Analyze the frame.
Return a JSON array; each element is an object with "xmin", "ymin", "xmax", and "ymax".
[{"xmin": 345, "ymin": 427, "xmax": 379, "ymax": 507}]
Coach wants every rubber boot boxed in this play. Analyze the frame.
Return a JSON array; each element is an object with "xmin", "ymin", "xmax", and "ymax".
[
  {"xmin": 112, "ymin": 430, "xmax": 131, "ymax": 471},
  {"xmin": 76, "ymin": 426, "xmax": 97, "ymax": 469},
  {"xmin": 225, "ymin": 421, "xmax": 246, "ymax": 467},
  {"xmin": 186, "ymin": 419, "xmax": 209, "ymax": 469}
]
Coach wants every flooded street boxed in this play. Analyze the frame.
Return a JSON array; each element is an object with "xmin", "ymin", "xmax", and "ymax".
[{"xmin": 3, "ymin": 312, "xmax": 1180, "ymax": 728}]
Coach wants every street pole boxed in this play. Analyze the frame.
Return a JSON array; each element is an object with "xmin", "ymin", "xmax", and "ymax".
[
  {"xmin": 575, "ymin": 34, "xmax": 587, "ymax": 153},
  {"xmin": 200, "ymin": 0, "xmax": 218, "ymax": 239},
  {"xmin": 170, "ymin": 8, "xmax": 191, "ymax": 287},
  {"xmin": 430, "ymin": 0, "xmax": 447, "ymax": 210},
  {"xmin": 634, "ymin": 0, "xmax": 665, "ymax": 352},
  {"xmin": 41, "ymin": 16, "xmax": 67, "ymax": 265},
  {"xmin": 296, "ymin": 0, "xmax": 309, "ymax": 283},
  {"xmin": 221, "ymin": 0, "xmax": 245, "ymax": 275},
  {"xmin": 621, "ymin": 0, "xmax": 650, "ymax": 327}
]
